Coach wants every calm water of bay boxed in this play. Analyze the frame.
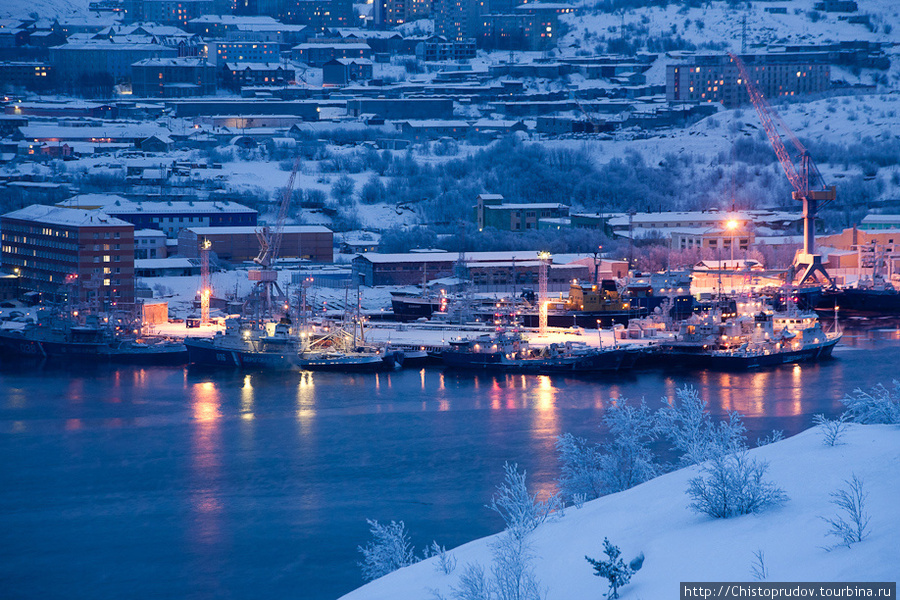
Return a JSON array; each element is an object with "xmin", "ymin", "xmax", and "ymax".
[{"xmin": 0, "ymin": 320, "xmax": 897, "ymax": 600}]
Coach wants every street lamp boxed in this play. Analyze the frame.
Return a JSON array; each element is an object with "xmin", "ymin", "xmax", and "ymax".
[{"xmin": 725, "ymin": 219, "xmax": 739, "ymax": 263}]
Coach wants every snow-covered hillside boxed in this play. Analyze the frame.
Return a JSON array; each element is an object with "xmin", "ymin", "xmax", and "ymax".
[
  {"xmin": 341, "ymin": 424, "xmax": 900, "ymax": 600},
  {"xmin": 0, "ymin": 0, "xmax": 92, "ymax": 20},
  {"xmin": 562, "ymin": 0, "xmax": 900, "ymax": 55}
]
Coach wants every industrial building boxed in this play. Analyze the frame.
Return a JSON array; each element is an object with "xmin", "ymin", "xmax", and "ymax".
[
  {"xmin": 177, "ymin": 225, "xmax": 333, "ymax": 263},
  {"xmin": 475, "ymin": 194, "xmax": 570, "ymax": 232}
]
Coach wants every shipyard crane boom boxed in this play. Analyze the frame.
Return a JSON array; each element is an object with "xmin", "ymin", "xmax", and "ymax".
[
  {"xmin": 728, "ymin": 52, "xmax": 835, "ymax": 287},
  {"xmin": 249, "ymin": 154, "xmax": 302, "ymax": 316}
]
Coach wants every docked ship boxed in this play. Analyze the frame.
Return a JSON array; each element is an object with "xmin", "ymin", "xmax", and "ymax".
[
  {"xmin": 658, "ymin": 307, "xmax": 840, "ymax": 370},
  {"xmin": 298, "ymin": 349, "xmax": 398, "ymax": 372},
  {"xmin": 442, "ymin": 329, "xmax": 638, "ymax": 373},
  {"xmin": 185, "ymin": 317, "xmax": 405, "ymax": 371},
  {"xmin": 0, "ymin": 311, "xmax": 187, "ymax": 364},
  {"xmin": 817, "ymin": 278, "xmax": 900, "ymax": 314},
  {"xmin": 184, "ymin": 317, "xmax": 302, "ymax": 369}
]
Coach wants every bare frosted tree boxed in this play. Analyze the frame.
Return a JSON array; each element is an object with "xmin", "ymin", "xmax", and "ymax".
[
  {"xmin": 840, "ymin": 381, "xmax": 900, "ymax": 424},
  {"xmin": 823, "ymin": 474, "xmax": 870, "ymax": 549},
  {"xmin": 812, "ymin": 413, "xmax": 851, "ymax": 446},
  {"xmin": 357, "ymin": 519, "xmax": 416, "ymax": 581},
  {"xmin": 687, "ymin": 450, "xmax": 788, "ymax": 518},
  {"xmin": 488, "ymin": 462, "xmax": 561, "ymax": 539},
  {"xmin": 491, "ymin": 532, "xmax": 543, "ymax": 600}
]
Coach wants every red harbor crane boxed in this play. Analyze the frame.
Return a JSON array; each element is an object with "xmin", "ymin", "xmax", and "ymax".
[{"xmin": 729, "ymin": 52, "xmax": 835, "ymax": 287}]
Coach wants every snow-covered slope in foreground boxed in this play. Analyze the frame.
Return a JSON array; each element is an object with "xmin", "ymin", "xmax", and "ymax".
[{"xmin": 341, "ymin": 425, "xmax": 900, "ymax": 600}]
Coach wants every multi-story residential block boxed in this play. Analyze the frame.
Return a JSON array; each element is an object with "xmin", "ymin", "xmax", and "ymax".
[
  {"xmin": 666, "ymin": 53, "xmax": 831, "ymax": 107},
  {"xmin": 1, "ymin": 205, "xmax": 135, "ymax": 307},
  {"xmin": 221, "ymin": 61, "xmax": 295, "ymax": 90},
  {"xmin": 186, "ymin": 15, "xmax": 309, "ymax": 45},
  {"xmin": 131, "ymin": 57, "xmax": 216, "ymax": 97},
  {"xmin": 416, "ymin": 35, "xmax": 476, "ymax": 61},
  {"xmin": 513, "ymin": 2, "xmax": 574, "ymax": 50},
  {"xmin": 204, "ymin": 39, "xmax": 280, "ymax": 66},
  {"xmin": 281, "ymin": 0, "xmax": 354, "ymax": 32},
  {"xmin": 123, "ymin": 0, "xmax": 222, "ymax": 26},
  {"xmin": 322, "ymin": 58, "xmax": 372, "ymax": 85},
  {"xmin": 49, "ymin": 40, "xmax": 178, "ymax": 83},
  {"xmin": 291, "ymin": 39, "xmax": 371, "ymax": 66},
  {"xmin": 433, "ymin": 0, "xmax": 476, "ymax": 43},
  {"xmin": 372, "ymin": 0, "xmax": 430, "ymax": 27},
  {"xmin": 0, "ymin": 62, "xmax": 53, "ymax": 91}
]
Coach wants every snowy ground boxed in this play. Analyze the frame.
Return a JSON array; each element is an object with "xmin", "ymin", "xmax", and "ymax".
[
  {"xmin": 561, "ymin": 0, "xmax": 900, "ymax": 58},
  {"xmin": 341, "ymin": 424, "xmax": 900, "ymax": 600}
]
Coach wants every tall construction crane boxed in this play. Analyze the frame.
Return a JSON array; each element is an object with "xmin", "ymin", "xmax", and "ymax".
[
  {"xmin": 729, "ymin": 52, "xmax": 835, "ymax": 287},
  {"xmin": 200, "ymin": 238, "xmax": 211, "ymax": 325},
  {"xmin": 248, "ymin": 154, "xmax": 302, "ymax": 316}
]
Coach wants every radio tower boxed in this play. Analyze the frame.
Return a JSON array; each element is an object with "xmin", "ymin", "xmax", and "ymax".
[
  {"xmin": 538, "ymin": 251, "xmax": 550, "ymax": 336},
  {"xmin": 200, "ymin": 238, "xmax": 211, "ymax": 325}
]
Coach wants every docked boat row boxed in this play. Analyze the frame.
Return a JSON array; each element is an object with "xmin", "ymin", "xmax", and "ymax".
[{"xmin": 0, "ymin": 299, "xmax": 842, "ymax": 374}]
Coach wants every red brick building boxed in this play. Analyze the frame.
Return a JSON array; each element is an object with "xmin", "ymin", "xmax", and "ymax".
[{"xmin": 1, "ymin": 205, "xmax": 135, "ymax": 307}]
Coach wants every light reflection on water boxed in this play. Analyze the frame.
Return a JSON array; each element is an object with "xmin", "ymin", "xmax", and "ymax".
[{"xmin": 0, "ymin": 322, "xmax": 898, "ymax": 600}]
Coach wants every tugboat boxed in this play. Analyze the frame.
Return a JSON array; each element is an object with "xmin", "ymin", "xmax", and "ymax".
[
  {"xmin": 184, "ymin": 317, "xmax": 301, "ymax": 369},
  {"xmin": 0, "ymin": 310, "xmax": 187, "ymax": 365},
  {"xmin": 442, "ymin": 329, "xmax": 636, "ymax": 373}
]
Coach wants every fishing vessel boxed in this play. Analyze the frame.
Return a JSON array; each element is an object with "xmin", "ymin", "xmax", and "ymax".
[{"xmin": 657, "ymin": 305, "xmax": 840, "ymax": 370}]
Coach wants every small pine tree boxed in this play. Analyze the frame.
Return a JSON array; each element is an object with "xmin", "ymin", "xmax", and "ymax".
[{"xmin": 585, "ymin": 538, "xmax": 641, "ymax": 599}]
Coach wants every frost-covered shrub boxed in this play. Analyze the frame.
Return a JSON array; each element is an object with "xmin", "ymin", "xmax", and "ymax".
[
  {"xmin": 453, "ymin": 563, "xmax": 492, "ymax": 600},
  {"xmin": 601, "ymin": 398, "xmax": 660, "ymax": 492},
  {"xmin": 656, "ymin": 385, "xmax": 747, "ymax": 465},
  {"xmin": 813, "ymin": 413, "xmax": 851, "ymax": 446},
  {"xmin": 426, "ymin": 541, "xmax": 457, "ymax": 575},
  {"xmin": 822, "ymin": 475, "xmax": 870, "ymax": 549},
  {"xmin": 756, "ymin": 430, "xmax": 784, "ymax": 447},
  {"xmin": 840, "ymin": 381, "xmax": 900, "ymax": 424},
  {"xmin": 488, "ymin": 462, "xmax": 560, "ymax": 538},
  {"xmin": 687, "ymin": 451, "xmax": 788, "ymax": 518},
  {"xmin": 357, "ymin": 519, "xmax": 416, "ymax": 581},
  {"xmin": 555, "ymin": 433, "xmax": 605, "ymax": 503}
]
